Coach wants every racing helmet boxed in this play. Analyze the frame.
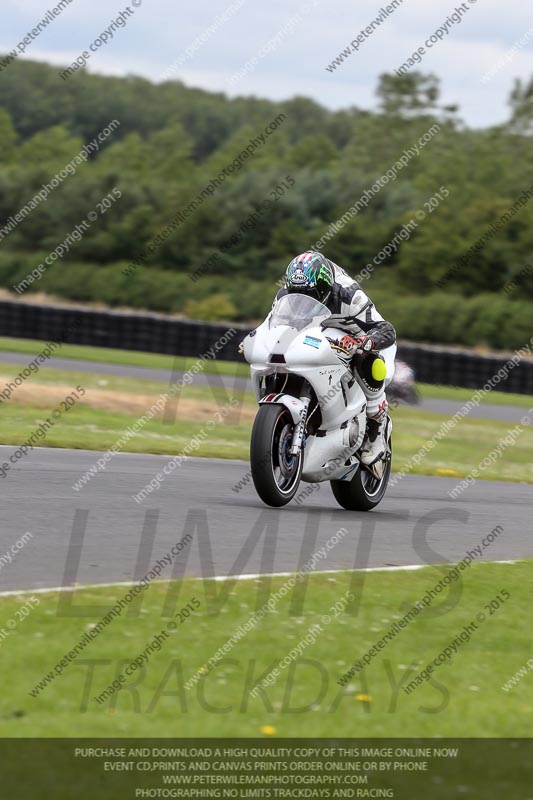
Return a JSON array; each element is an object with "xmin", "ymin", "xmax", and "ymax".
[{"xmin": 284, "ymin": 252, "xmax": 334, "ymax": 304}]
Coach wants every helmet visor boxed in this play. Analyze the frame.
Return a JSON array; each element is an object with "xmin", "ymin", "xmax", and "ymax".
[{"xmin": 286, "ymin": 283, "xmax": 327, "ymax": 302}]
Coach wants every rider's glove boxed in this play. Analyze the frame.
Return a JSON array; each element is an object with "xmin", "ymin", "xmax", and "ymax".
[
  {"xmin": 338, "ymin": 334, "xmax": 376, "ymax": 357},
  {"xmin": 357, "ymin": 335, "xmax": 376, "ymax": 353}
]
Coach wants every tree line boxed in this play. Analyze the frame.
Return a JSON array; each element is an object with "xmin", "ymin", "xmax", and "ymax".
[{"xmin": 0, "ymin": 59, "xmax": 533, "ymax": 348}]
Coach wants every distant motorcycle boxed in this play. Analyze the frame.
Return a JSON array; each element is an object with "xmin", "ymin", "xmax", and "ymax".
[
  {"xmin": 242, "ymin": 294, "xmax": 392, "ymax": 510},
  {"xmin": 387, "ymin": 360, "xmax": 419, "ymax": 406}
]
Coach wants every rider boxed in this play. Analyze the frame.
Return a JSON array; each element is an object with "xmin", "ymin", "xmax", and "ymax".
[{"xmin": 276, "ymin": 251, "xmax": 397, "ymax": 470}]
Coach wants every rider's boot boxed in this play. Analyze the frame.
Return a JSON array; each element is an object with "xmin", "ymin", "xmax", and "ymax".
[{"xmin": 361, "ymin": 401, "xmax": 390, "ymax": 478}]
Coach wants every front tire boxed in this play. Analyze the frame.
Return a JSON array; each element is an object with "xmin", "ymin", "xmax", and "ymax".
[{"xmin": 251, "ymin": 405, "xmax": 303, "ymax": 507}]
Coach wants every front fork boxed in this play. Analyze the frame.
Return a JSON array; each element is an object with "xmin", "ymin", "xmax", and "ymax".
[{"xmin": 289, "ymin": 395, "xmax": 311, "ymax": 456}]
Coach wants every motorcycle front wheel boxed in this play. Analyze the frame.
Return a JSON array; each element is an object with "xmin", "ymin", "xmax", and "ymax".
[{"xmin": 250, "ymin": 404, "xmax": 303, "ymax": 507}]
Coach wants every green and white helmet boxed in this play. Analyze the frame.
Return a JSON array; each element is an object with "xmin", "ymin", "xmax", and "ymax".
[{"xmin": 284, "ymin": 252, "xmax": 334, "ymax": 304}]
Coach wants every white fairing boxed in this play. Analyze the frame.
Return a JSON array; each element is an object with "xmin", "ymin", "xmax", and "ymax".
[{"xmin": 243, "ymin": 295, "xmax": 369, "ymax": 483}]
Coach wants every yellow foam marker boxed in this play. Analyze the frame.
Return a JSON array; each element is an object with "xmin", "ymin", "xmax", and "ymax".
[{"xmin": 371, "ymin": 358, "xmax": 387, "ymax": 381}]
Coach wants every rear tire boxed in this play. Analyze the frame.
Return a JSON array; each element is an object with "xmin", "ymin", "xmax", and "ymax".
[
  {"xmin": 251, "ymin": 405, "xmax": 303, "ymax": 507},
  {"xmin": 330, "ymin": 424, "xmax": 392, "ymax": 511}
]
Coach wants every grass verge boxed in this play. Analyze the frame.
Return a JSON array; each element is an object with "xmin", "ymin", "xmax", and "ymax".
[
  {"xmin": 1, "ymin": 396, "xmax": 531, "ymax": 482},
  {"xmin": 418, "ymin": 382, "xmax": 533, "ymax": 408},
  {"xmin": 2, "ymin": 561, "xmax": 530, "ymax": 737}
]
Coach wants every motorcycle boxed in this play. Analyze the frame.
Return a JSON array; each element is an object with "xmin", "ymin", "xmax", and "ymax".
[{"xmin": 242, "ymin": 293, "xmax": 392, "ymax": 510}]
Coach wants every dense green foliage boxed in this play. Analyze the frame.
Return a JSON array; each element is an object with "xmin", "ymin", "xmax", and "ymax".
[{"xmin": 1, "ymin": 60, "xmax": 533, "ymax": 347}]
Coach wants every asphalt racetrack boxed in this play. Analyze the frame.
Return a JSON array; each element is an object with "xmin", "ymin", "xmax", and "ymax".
[{"xmin": 1, "ymin": 448, "xmax": 530, "ymax": 593}]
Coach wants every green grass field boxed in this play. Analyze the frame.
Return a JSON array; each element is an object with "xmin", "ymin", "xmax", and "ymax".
[
  {"xmin": 0, "ymin": 403, "xmax": 252, "ymax": 458},
  {"xmin": 2, "ymin": 402, "xmax": 533, "ymax": 482},
  {"xmin": 1, "ymin": 561, "xmax": 530, "ymax": 737},
  {"xmin": 418, "ymin": 382, "xmax": 533, "ymax": 408}
]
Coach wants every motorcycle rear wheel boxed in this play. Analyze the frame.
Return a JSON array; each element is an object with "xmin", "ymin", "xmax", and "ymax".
[{"xmin": 330, "ymin": 428, "xmax": 391, "ymax": 511}]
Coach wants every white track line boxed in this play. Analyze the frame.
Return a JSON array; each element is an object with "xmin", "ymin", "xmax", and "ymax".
[{"xmin": 0, "ymin": 561, "xmax": 519, "ymax": 597}]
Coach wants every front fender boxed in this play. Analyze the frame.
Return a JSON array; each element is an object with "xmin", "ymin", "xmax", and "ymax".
[{"xmin": 258, "ymin": 394, "xmax": 307, "ymax": 425}]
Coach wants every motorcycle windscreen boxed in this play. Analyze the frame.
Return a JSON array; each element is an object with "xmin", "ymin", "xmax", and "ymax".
[{"xmin": 269, "ymin": 294, "xmax": 331, "ymax": 331}]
